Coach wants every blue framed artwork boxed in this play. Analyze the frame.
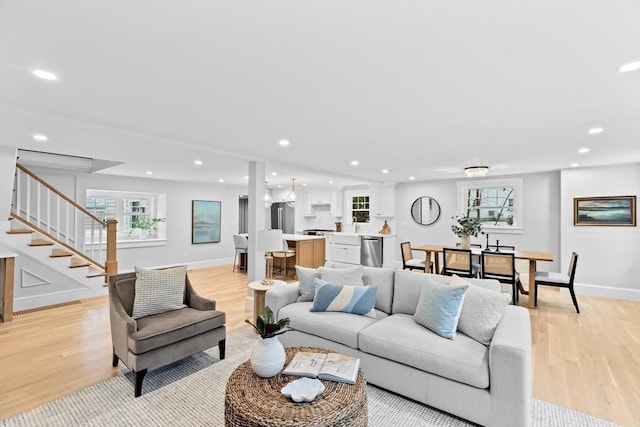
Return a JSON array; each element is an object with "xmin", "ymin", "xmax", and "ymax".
[
  {"xmin": 573, "ymin": 196, "xmax": 636, "ymax": 226},
  {"xmin": 192, "ymin": 200, "xmax": 222, "ymax": 243}
]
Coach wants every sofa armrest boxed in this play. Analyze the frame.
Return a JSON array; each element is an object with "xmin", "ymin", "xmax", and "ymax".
[
  {"xmin": 185, "ymin": 275, "xmax": 216, "ymax": 311},
  {"xmin": 488, "ymin": 305, "xmax": 532, "ymax": 426},
  {"xmin": 265, "ymin": 282, "xmax": 300, "ymax": 320},
  {"xmin": 108, "ymin": 291, "xmax": 137, "ymax": 362}
]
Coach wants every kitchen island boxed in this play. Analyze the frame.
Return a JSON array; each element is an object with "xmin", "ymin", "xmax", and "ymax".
[{"xmin": 282, "ymin": 234, "xmax": 326, "ymax": 270}]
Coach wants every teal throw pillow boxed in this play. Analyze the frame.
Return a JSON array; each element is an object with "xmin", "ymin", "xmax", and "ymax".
[
  {"xmin": 295, "ymin": 265, "xmax": 320, "ymax": 302},
  {"xmin": 310, "ymin": 278, "xmax": 376, "ymax": 316},
  {"xmin": 413, "ymin": 277, "xmax": 468, "ymax": 339}
]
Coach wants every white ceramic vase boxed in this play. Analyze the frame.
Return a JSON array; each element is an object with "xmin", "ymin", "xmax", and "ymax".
[
  {"xmin": 459, "ymin": 235, "xmax": 471, "ymax": 249},
  {"xmin": 250, "ymin": 336, "xmax": 286, "ymax": 378}
]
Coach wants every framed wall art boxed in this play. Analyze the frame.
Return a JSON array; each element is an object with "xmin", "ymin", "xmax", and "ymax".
[
  {"xmin": 192, "ymin": 200, "xmax": 222, "ymax": 243},
  {"xmin": 573, "ymin": 195, "xmax": 636, "ymax": 226}
]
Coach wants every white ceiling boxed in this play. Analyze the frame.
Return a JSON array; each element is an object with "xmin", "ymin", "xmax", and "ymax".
[{"xmin": 0, "ymin": 1, "xmax": 638, "ymax": 188}]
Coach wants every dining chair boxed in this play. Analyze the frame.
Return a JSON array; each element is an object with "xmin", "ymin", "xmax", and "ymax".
[
  {"xmin": 481, "ymin": 251, "xmax": 519, "ymax": 304},
  {"xmin": 535, "ymin": 252, "xmax": 580, "ymax": 313},
  {"xmin": 272, "ymin": 239, "xmax": 296, "ymax": 278},
  {"xmin": 232, "ymin": 234, "xmax": 249, "ymax": 272},
  {"xmin": 442, "ymin": 247, "xmax": 479, "ymax": 278},
  {"xmin": 456, "ymin": 242, "xmax": 482, "ymax": 271},
  {"xmin": 400, "ymin": 242, "xmax": 432, "ymax": 273}
]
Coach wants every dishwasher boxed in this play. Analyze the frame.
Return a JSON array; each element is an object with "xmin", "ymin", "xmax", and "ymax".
[{"xmin": 360, "ymin": 235, "xmax": 383, "ymax": 267}]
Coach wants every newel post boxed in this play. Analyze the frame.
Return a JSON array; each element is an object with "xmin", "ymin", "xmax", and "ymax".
[{"xmin": 105, "ymin": 219, "xmax": 118, "ymax": 279}]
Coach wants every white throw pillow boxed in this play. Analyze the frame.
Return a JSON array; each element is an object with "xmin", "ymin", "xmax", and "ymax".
[
  {"xmin": 317, "ymin": 265, "xmax": 364, "ymax": 287},
  {"xmin": 453, "ymin": 275, "xmax": 511, "ymax": 345},
  {"xmin": 132, "ymin": 266, "xmax": 187, "ymax": 319}
]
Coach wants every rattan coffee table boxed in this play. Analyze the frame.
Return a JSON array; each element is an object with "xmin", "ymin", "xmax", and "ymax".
[{"xmin": 225, "ymin": 347, "xmax": 367, "ymax": 427}]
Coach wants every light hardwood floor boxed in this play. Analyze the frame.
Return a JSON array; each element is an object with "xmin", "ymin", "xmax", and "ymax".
[{"xmin": 0, "ymin": 265, "xmax": 638, "ymax": 426}]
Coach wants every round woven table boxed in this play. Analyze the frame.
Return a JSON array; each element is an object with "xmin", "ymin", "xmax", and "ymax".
[{"xmin": 225, "ymin": 347, "xmax": 367, "ymax": 427}]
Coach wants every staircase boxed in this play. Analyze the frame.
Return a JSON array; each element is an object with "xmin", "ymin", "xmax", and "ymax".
[{"xmin": 0, "ymin": 163, "xmax": 118, "ymax": 312}]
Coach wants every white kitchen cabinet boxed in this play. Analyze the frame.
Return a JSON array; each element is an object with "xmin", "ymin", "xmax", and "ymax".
[
  {"xmin": 302, "ymin": 190, "xmax": 315, "ymax": 217},
  {"xmin": 370, "ymin": 184, "xmax": 396, "ymax": 217},
  {"xmin": 324, "ymin": 233, "xmax": 333, "ymax": 261},
  {"xmin": 271, "ymin": 188, "xmax": 287, "ymax": 203},
  {"xmin": 309, "ymin": 190, "xmax": 331, "ymax": 205},
  {"xmin": 330, "ymin": 190, "xmax": 343, "ymax": 217},
  {"xmin": 331, "ymin": 244, "xmax": 360, "ymax": 264}
]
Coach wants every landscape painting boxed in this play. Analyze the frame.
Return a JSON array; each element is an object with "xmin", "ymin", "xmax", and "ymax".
[
  {"xmin": 192, "ymin": 200, "xmax": 222, "ymax": 243},
  {"xmin": 574, "ymin": 196, "xmax": 636, "ymax": 226}
]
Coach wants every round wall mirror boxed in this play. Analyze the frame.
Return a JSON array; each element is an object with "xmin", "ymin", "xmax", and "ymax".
[{"xmin": 411, "ymin": 196, "xmax": 441, "ymax": 226}]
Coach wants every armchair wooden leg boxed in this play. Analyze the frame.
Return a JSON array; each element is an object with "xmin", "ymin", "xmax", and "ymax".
[
  {"xmin": 219, "ymin": 339, "xmax": 226, "ymax": 360},
  {"xmin": 134, "ymin": 369, "xmax": 147, "ymax": 397},
  {"xmin": 112, "ymin": 349, "xmax": 119, "ymax": 367}
]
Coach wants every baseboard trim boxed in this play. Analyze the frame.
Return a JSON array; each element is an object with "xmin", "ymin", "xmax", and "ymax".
[
  {"xmin": 572, "ymin": 282, "xmax": 639, "ymax": 302},
  {"xmin": 13, "ymin": 287, "xmax": 107, "ymax": 311}
]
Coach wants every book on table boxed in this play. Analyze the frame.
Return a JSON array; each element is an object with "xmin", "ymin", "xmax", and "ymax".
[{"xmin": 282, "ymin": 351, "xmax": 361, "ymax": 385}]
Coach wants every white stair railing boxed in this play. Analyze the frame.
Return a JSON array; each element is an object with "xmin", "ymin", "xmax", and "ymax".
[{"xmin": 11, "ymin": 164, "xmax": 115, "ymax": 272}]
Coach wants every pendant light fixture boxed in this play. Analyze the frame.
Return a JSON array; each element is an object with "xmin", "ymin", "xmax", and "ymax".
[
  {"xmin": 285, "ymin": 178, "xmax": 296, "ymax": 208},
  {"xmin": 264, "ymin": 181, "xmax": 273, "ymax": 208}
]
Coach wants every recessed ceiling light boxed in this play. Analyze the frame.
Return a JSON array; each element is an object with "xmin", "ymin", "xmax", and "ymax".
[
  {"xmin": 279, "ymin": 139, "xmax": 290, "ymax": 147},
  {"xmin": 329, "ymin": 180, "xmax": 334, "ymax": 184},
  {"xmin": 32, "ymin": 134, "xmax": 48, "ymax": 141},
  {"xmin": 302, "ymin": 183, "xmax": 307, "ymax": 186},
  {"xmin": 243, "ymin": 176, "xmax": 249, "ymax": 180},
  {"xmin": 570, "ymin": 163, "xmax": 580, "ymax": 168},
  {"xmin": 32, "ymin": 69, "xmax": 57, "ymax": 81},
  {"xmin": 588, "ymin": 127, "xmax": 604, "ymax": 134},
  {"xmin": 145, "ymin": 171, "xmax": 153, "ymax": 175},
  {"xmin": 381, "ymin": 169, "xmax": 389, "ymax": 174},
  {"xmin": 271, "ymin": 172, "xmax": 277, "ymax": 176},
  {"xmin": 351, "ymin": 160, "xmax": 359, "ymax": 166},
  {"xmin": 409, "ymin": 176, "xmax": 415, "ymax": 180},
  {"xmin": 194, "ymin": 160, "xmax": 203, "ymax": 165},
  {"xmin": 618, "ymin": 61, "xmax": 640, "ymax": 73},
  {"xmin": 277, "ymin": 185, "xmax": 282, "ymax": 188},
  {"xmin": 218, "ymin": 179, "xmax": 224, "ymax": 183},
  {"xmin": 578, "ymin": 147, "xmax": 590, "ymax": 154}
]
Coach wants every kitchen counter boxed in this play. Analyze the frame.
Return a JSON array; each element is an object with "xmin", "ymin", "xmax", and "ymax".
[
  {"xmin": 332, "ymin": 232, "xmax": 396, "ymax": 238},
  {"xmin": 283, "ymin": 234, "xmax": 326, "ymax": 241}
]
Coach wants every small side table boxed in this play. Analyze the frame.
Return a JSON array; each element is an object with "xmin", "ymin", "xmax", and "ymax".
[{"xmin": 248, "ymin": 280, "xmax": 285, "ymax": 324}]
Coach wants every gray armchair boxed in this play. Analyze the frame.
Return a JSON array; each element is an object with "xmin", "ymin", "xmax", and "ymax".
[{"xmin": 108, "ymin": 270, "xmax": 226, "ymax": 397}]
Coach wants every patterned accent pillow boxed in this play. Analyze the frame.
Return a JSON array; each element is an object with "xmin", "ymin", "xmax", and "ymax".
[
  {"xmin": 452, "ymin": 275, "xmax": 511, "ymax": 345},
  {"xmin": 413, "ymin": 276, "xmax": 468, "ymax": 340},
  {"xmin": 310, "ymin": 278, "xmax": 376, "ymax": 316},
  {"xmin": 132, "ymin": 266, "xmax": 187, "ymax": 319},
  {"xmin": 317, "ymin": 265, "xmax": 364, "ymax": 286},
  {"xmin": 295, "ymin": 265, "xmax": 320, "ymax": 302}
]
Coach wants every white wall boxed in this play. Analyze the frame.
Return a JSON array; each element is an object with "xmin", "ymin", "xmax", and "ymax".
[
  {"xmin": 395, "ymin": 171, "xmax": 562, "ymax": 271},
  {"xmin": 33, "ymin": 168, "xmax": 247, "ymax": 272},
  {"xmin": 560, "ymin": 163, "xmax": 640, "ymax": 300},
  {"xmin": 0, "ymin": 145, "xmax": 17, "ymax": 219}
]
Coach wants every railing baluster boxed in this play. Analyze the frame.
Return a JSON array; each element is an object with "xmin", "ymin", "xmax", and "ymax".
[
  {"xmin": 36, "ymin": 182, "xmax": 41, "ymax": 230},
  {"xmin": 46, "ymin": 187, "xmax": 51, "ymax": 235},
  {"xmin": 25, "ymin": 174, "xmax": 31, "ymax": 223},
  {"xmin": 15, "ymin": 169, "xmax": 21, "ymax": 217}
]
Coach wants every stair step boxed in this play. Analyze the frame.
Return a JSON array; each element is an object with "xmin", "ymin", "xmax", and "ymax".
[
  {"xmin": 69, "ymin": 257, "xmax": 90, "ymax": 268},
  {"xmin": 86, "ymin": 266, "xmax": 106, "ymax": 278},
  {"xmin": 29, "ymin": 238, "xmax": 54, "ymax": 247},
  {"xmin": 50, "ymin": 248, "xmax": 73, "ymax": 258},
  {"xmin": 7, "ymin": 229, "xmax": 34, "ymax": 235}
]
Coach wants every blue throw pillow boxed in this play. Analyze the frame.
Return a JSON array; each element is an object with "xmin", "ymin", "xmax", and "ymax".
[
  {"xmin": 310, "ymin": 278, "xmax": 376, "ymax": 316},
  {"xmin": 295, "ymin": 265, "xmax": 320, "ymax": 302},
  {"xmin": 413, "ymin": 277, "xmax": 468, "ymax": 339}
]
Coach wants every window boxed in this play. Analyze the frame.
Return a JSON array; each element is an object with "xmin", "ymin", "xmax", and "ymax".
[
  {"xmin": 85, "ymin": 190, "xmax": 166, "ymax": 241},
  {"xmin": 457, "ymin": 178, "xmax": 523, "ymax": 232},
  {"xmin": 351, "ymin": 195, "xmax": 370, "ymax": 223}
]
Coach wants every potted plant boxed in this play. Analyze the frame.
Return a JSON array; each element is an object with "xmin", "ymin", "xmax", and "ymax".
[
  {"xmin": 451, "ymin": 215, "xmax": 482, "ymax": 249},
  {"xmin": 127, "ymin": 216, "xmax": 165, "ymax": 238},
  {"xmin": 245, "ymin": 306, "xmax": 291, "ymax": 378}
]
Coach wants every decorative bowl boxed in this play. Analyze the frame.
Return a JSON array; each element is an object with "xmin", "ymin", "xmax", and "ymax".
[{"xmin": 281, "ymin": 377, "xmax": 325, "ymax": 402}]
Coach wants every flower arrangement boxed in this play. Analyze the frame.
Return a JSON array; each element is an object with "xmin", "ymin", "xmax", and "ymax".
[
  {"xmin": 451, "ymin": 215, "xmax": 483, "ymax": 237},
  {"xmin": 245, "ymin": 306, "xmax": 291, "ymax": 339}
]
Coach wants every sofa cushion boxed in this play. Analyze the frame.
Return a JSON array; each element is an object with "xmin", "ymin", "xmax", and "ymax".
[
  {"xmin": 279, "ymin": 302, "xmax": 385, "ymax": 349},
  {"xmin": 132, "ymin": 266, "xmax": 187, "ymax": 319},
  {"xmin": 452, "ymin": 275, "xmax": 511, "ymax": 345},
  {"xmin": 295, "ymin": 265, "xmax": 320, "ymax": 302},
  {"xmin": 359, "ymin": 314, "xmax": 490, "ymax": 389},
  {"xmin": 311, "ymin": 279, "xmax": 377, "ymax": 316},
  {"xmin": 129, "ymin": 307, "xmax": 225, "ymax": 354},
  {"xmin": 413, "ymin": 277, "xmax": 468, "ymax": 339},
  {"xmin": 323, "ymin": 262, "xmax": 394, "ymax": 314},
  {"xmin": 391, "ymin": 269, "xmax": 432, "ymax": 315},
  {"xmin": 318, "ymin": 265, "xmax": 364, "ymax": 286}
]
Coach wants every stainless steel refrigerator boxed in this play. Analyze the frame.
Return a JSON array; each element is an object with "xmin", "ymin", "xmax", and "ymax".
[{"xmin": 270, "ymin": 202, "xmax": 295, "ymax": 234}]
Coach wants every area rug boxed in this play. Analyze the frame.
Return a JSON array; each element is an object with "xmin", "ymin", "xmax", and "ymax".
[{"xmin": 1, "ymin": 328, "xmax": 619, "ymax": 426}]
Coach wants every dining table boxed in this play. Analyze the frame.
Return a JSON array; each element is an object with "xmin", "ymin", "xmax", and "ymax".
[{"xmin": 412, "ymin": 244, "xmax": 553, "ymax": 309}]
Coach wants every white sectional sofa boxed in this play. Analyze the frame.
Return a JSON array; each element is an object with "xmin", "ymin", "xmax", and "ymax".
[{"xmin": 265, "ymin": 262, "xmax": 532, "ymax": 427}]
